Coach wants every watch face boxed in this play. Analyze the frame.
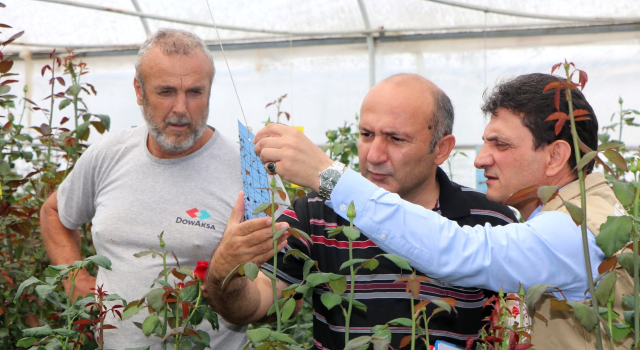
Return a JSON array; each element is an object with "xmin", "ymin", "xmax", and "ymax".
[{"xmin": 320, "ymin": 169, "xmax": 341, "ymax": 191}]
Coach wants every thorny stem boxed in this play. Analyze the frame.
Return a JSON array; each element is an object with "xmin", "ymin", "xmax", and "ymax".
[
  {"xmin": 618, "ymin": 98, "xmax": 624, "ymax": 142},
  {"xmin": 270, "ymin": 188, "xmax": 282, "ymax": 333},
  {"xmin": 410, "ymin": 294, "xmax": 416, "ymax": 350},
  {"xmin": 633, "ymin": 170, "xmax": 640, "ymax": 347},
  {"xmin": 98, "ymin": 290, "xmax": 104, "ymax": 350},
  {"xmin": 160, "ymin": 238, "xmax": 168, "ymax": 350},
  {"xmin": 46, "ymin": 53, "xmax": 55, "ymax": 167},
  {"xmin": 607, "ymin": 291, "xmax": 615, "ymax": 350},
  {"xmin": 176, "ymin": 283, "xmax": 203, "ymax": 346},
  {"xmin": 421, "ymin": 309, "xmax": 430, "ymax": 347},
  {"xmin": 564, "ymin": 63, "xmax": 604, "ymax": 350},
  {"xmin": 345, "ymin": 216, "xmax": 356, "ymax": 345}
]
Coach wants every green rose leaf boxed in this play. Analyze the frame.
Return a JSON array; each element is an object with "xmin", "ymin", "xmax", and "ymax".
[
  {"xmin": 260, "ymin": 268, "xmax": 276, "ymax": 281},
  {"xmin": 576, "ymin": 151, "xmax": 598, "ymax": 171},
  {"xmin": 536, "ymin": 185, "xmax": 559, "ymax": 205},
  {"xmin": 339, "ymin": 259, "xmax": 366, "ymax": 271},
  {"xmin": 179, "ymin": 284, "xmax": 199, "ymax": 302},
  {"xmin": 344, "ymin": 336, "xmax": 372, "ymax": 350},
  {"xmin": 350, "ymin": 298, "xmax": 367, "ymax": 312},
  {"xmin": 85, "ymin": 255, "xmax": 112, "ymax": 270},
  {"xmin": 247, "ymin": 328, "xmax": 271, "ymax": 343},
  {"xmin": 329, "ymin": 276, "xmax": 347, "ymax": 296},
  {"xmin": 289, "ymin": 227, "xmax": 313, "ymax": 245},
  {"xmin": 387, "ymin": 317, "xmax": 413, "ymax": 327},
  {"xmin": 52, "ymin": 328, "xmax": 76, "ymax": 337},
  {"xmin": 281, "ymin": 298, "xmax": 296, "ymax": 321},
  {"xmin": 612, "ymin": 323, "xmax": 632, "ymax": 342},
  {"xmin": 96, "ymin": 114, "xmax": 111, "ymax": 131},
  {"xmin": 23, "ymin": 324, "xmax": 53, "ymax": 337},
  {"xmin": 241, "ymin": 262, "xmax": 259, "ymax": 281},
  {"xmin": 66, "ymin": 84, "xmax": 81, "ymax": 97},
  {"xmin": 14, "ymin": 276, "xmax": 42, "ymax": 301},
  {"xmin": 252, "ymin": 203, "xmax": 270, "ymax": 216},
  {"xmin": 147, "ymin": 288, "xmax": 166, "ymax": 312},
  {"xmin": 133, "ymin": 250, "xmax": 153, "ymax": 258},
  {"xmin": 203, "ymin": 307, "xmax": 219, "ymax": 330},
  {"xmin": 284, "ymin": 249, "xmax": 310, "ymax": 262},
  {"xmin": 594, "ymin": 271, "xmax": 617, "ymax": 306},
  {"xmin": 302, "ymin": 259, "xmax": 316, "ymax": 279},
  {"xmin": 617, "ymin": 253, "xmax": 634, "ymax": 276},
  {"xmin": 603, "ymin": 150, "xmax": 628, "ymax": 172},
  {"xmin": 76, "ymin": 120, "xmax": 91, "ymax": 140},
  {"xmin": 326, "ymin": 227, "xmax": 343, "ymax": 238},
  {"xmin": 361, "ymin": 258, "xmax": 379, "ymax": 271},
  {"xmin": 306, "ymin": 273, "xmax": 330, "ymax": 287},
  {"xmin": 381, "ymin": 254, "xmax": 412, "ymax": 271},
  {"xmin": 16, "ymin": 338, "xmax": 37, "ymax": 348},
  {"xmin": 270, "ymin": 331, "xmax": 297, "ymax": 344},
  {"xmin": 267, "ymin": 298, "xmax": 287, "ymax": 316},
  {"xmin": 567, "ymin": 301, "xmax": 598, "ymax": 331},
  {"xmin": 343, "ymin": 227, "xmax": 361, "ymax": 240},
  {"xmin": 44, "ymin": 338, "xmax": 62, "ymax": 350},
  {"xmin": 612, "ymin": 181, "xmax": 635, "ymax": 207},
  {"xmin": 431, "ymin": 299, "xmax": 454, "ymax": 314},
  {"xmin": 320, "ymin": 292, "xmax": 342, "ymax": 310},
  {"xmin": 58, "ymin": 98, "xmax": 71, "ymax": 110},
  {"xmin": 563, "ymin": 201, "xmax": 584, "ymax": 225},
  {"xmin": 596, "ymin": 216, "xmax": 633, "ymax": 258},
  {"xmin": 525, "ymin": 284, "xmax": 554, "ymax": 315},
  {"xmin": 597, "ymin": 141, "xmax": 624, "ymax": 151},
  {"xmin": 622, "ymin": 293, "xmax": 635, "ymax": 309},
  {"xmin": 295, "ymin": 284, "xmax": 312, "ymax": 296},
  {"xmin": 142, "ymin": 315, "xmax": 160, "ymax": 336},
  {"xmin": 35, "ymin": 284, "xmax": 56, "ymax": 300},
  {"xmin": 192, "ymin": 330, "xmax": 210, "ymax": 345},
  {"xmin": 273, "ymin": 227, "xmax": 288, "ymax": 241}
]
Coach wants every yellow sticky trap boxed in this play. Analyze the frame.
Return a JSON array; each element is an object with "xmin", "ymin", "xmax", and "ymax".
[{"xmin": 292, "ymin": 126, "xmax": 304, "ymax": 133}]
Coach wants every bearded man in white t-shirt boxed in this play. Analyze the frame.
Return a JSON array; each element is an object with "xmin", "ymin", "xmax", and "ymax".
[{"xmin": 40, "ymin": 28, "xmax": 284, "ymax": 350}]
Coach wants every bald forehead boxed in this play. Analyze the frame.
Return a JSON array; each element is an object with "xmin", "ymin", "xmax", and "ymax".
[
  {"xmin": 381, "ymin": 74, "xmax": 438, "ymax": 93},
  {"xmin": 361, "ymin": 74, "xmax": 437, "ymax": 122}
]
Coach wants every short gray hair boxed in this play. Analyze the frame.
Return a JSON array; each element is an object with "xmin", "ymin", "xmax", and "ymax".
[
  {"xmin": 135, "ymin": 28, "xmax": 215, "ymax": 89},
  {"xmin": 429, "ymin": 86, "xmax": 454, "ymax": 153}
]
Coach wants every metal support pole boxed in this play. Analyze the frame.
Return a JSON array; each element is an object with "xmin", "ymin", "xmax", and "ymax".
[
  {"xmin": 366, "ymin": 35, "xmax": 375, "ymax": 88},
  {"xmin": 130, "ymin": 0, "xmax": 151, "ymax": 37},
  {"xmin": 357, "ymin": 0, "xmax": 375, "ymax": 88}
]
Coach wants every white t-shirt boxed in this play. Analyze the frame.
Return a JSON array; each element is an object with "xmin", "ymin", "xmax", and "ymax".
[{"xmin": 57, "ymin": 125, "xmax": 246, "ymax": 350}]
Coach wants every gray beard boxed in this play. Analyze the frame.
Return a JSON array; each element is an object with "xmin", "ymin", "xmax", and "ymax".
[{"xmin": 142, "ymin": 100, "xmax": 208, "ymax": 154}]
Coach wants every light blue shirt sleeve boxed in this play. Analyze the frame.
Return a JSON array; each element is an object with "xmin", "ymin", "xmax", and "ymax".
[{"xmin": 326, "ymin": 168, "xmax": 605, "ymax": 301}]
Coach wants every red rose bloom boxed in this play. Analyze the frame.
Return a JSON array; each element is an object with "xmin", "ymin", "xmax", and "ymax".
[{"xmin": 194, "ymin": 261, "xmax": 209, "ymax": 282}]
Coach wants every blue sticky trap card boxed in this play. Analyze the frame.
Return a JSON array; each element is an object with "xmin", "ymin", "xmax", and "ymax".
[
  {"xmin": 434, "ymin": 340, "xmax": 463, "ymax": 350},
  {"xmin": 238, "ymin": 121, "xmax": 271, "ymax": 221}
]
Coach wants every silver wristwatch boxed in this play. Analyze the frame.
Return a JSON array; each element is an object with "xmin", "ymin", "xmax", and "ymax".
[{"xmin": 318, "ymin": 161, "xmax": 346, "ymax": 199}]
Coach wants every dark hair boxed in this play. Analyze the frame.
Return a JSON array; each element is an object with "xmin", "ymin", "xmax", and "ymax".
[
  {"xmin": 429, "ymin": 87, "xmax": 454, "ymax": 153},
  {"xmin": 481, "ymin": 73, "xmax": 598, "ymax": 174}
]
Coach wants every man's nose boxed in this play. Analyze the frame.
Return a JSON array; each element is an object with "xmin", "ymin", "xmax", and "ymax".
[
  {"xmin": 367, "ymin": 137, "xmax": 388, "ymax": 165},
  {"xmin": 473, "ymin": 143, "xmax": 491, "ymax": 169},
  {"xmin": 172, "ymin": 92, "xmax": 188, "ymax": 115}
]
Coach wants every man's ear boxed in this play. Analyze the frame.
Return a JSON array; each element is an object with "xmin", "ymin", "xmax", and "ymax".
[
  {"xmin": 133, "ymin": 77, "xmax": 143, "ymax": 106},
  {"xmin": 434, "ymin": 134, "xmax": 456, "ymax": 166},
  {"xmin": 546, "ymin": 140, "xmax": 572, "ymax": 177}
]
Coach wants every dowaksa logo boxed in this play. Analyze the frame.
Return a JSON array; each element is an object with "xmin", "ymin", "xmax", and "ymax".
[{"xmin": 175, "ymin": 208, "xmax": 216, "ymax": 230}]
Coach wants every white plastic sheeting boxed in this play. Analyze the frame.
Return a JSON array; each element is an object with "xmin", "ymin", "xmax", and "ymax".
[{"xmin": 4, "ymin": 0, "xmax": 640, "ymax": 187}]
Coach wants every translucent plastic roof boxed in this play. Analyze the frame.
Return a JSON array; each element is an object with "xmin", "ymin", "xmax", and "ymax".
[{"xmin": 4, "ymin": 0, "xmax": 640, "ymax": 54}]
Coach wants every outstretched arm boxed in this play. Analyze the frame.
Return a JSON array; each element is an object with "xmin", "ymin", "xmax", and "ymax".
[{"xmin": 203, "ymin": 192, "xmax": 293, "ymax": 324}]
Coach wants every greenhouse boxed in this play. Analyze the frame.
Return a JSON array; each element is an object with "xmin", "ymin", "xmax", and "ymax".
[{"xmin": 2, "ymin": 0, "xmax": 640, "ymax": 349}]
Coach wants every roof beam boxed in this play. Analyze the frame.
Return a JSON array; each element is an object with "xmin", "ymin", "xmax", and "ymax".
[{"xmin": 421, "ymin": 0, "xmax": 640, "ymax": 23}]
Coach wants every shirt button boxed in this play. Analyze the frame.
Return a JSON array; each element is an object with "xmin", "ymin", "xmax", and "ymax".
[
  {"xmin": 339, "ymin": 204, "xmax": 347, "ymax": 211},
  {"xmin": 381, "ymin": 233, "xmax": 387, "ymax": 239}
]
